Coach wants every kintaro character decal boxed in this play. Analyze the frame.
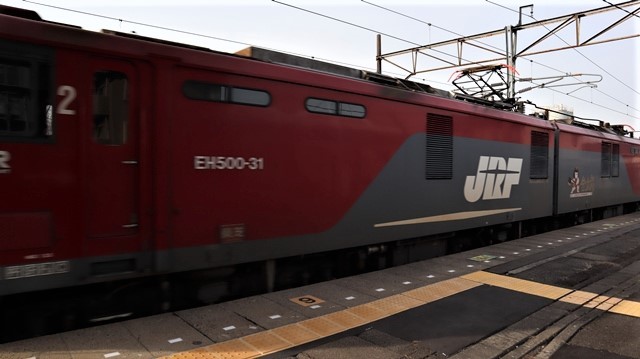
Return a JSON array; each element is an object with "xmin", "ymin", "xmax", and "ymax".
[{"xmin": 568, "ymin": 168, "xmax": 580, "ymax": 194}]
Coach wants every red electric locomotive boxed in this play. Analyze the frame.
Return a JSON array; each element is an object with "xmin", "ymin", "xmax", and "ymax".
[{"xmin": 1, "ymin": 5, "xmax": 639, "ymax": 303}]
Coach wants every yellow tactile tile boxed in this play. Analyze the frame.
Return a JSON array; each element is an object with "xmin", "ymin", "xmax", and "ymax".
[
  {"xmin": 324, "ymin": 309, "xmax": 369, "ymax": 328},
  {"xmin": 609, "ymin": 299, "xmax": 640, "ymax": 318},
  {"xmin": 583, "ymin": 295, "xmax": 611, "ymax": 308},
  {"xmin": 371, "ymin": 294, "xmax": 424, "ymax": 314},
  {"xmin": 605, "ymin": 297, "xmax": 622, "ymax": 305},
  {"xmin": 530, "ymin": 284, "xmax": 572, "ymax": 300},
  {"xmin": 462, "ymin": 271, "xmax": 571, "ymax": 299},
  {"xmin": 211, "ymin": 339, "xmax": 261, "ymax": 359},
  {"xmin": 461, "ymin": 271, "xmax": 500, "ymax": 284},
  {"xmin": 404, "ymin": 277, "xmax": 481, "ymax": 303},
  {"xmin": 561, "ymin": 290, "xmax": 599, "ymax": 305},
  {"xmin": 595, "ymin": 302, "xmax": 617, "ymax": 311},
  {"xmin": 270, "ymin": 323, "xmax": 318, "ymax": 346},
  {"xmin": 171, "ymin": 339, "xmax": 261, "ymax": 359},
  {"xmin": 346, "ymin": 303, "xmax": 388, "ymax": 322},
  {"xmin": 241, "ymin": 331, "xmax": 291, "ymax": 356},
  {"xmin": 590, "ymin": 296, "xmax": 623, "ymax": 311},
  {"xmin": 402, "ymin": 287, "xmax": 434, "ymax": 303},
  {"xmin": 299, "ymin": 316, "xmax": 345, "ymax": 337}
]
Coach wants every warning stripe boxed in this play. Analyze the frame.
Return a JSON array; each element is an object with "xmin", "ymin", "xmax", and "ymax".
[{"xmin": 609, "ymin": 299, "xmax": 640, "ymax": 317}]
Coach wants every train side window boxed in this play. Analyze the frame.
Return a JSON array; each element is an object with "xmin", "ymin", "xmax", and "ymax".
[
  {"xmin": 182, "ymin": 80, "xmax": 270, "ymax": 107},
  {"xmin": 0, "ymin": 41, "xmax": 53, "ymax": 140},
  {"xmin": 338, "ymin": 102, "xmax": 366, "ymax": 118},
  {"xmin": 183, "ymin": 81, "xmax": 226, "ymax": 102},
  {"xmin": 93, "ymin": 71, "xmax": 128, "ymax": 145},
  {"xmin": 530, "ymin": 131, "xmax": 549, "ymax": 179},
  {"xmin": 306, "ymin": 98, "xmax": 337, "ymax": 115},
  {"xmin": 230, "ymin": 87, "xmax": 270, "ymax": 106}
]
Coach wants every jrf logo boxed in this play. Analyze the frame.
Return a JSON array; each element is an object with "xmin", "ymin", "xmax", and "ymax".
[
  {"xmin": 0, "ymin": 151, "xmax": 10, "ymax": 174},
  {"xmin": 464, "ymin": 156, "xmax": 523, "ymax": 202}
]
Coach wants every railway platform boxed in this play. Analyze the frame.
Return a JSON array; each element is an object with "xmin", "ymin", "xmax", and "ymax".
[{"xmin": 2, "ymin": 212, "xmax": 640, "ymax": 359}]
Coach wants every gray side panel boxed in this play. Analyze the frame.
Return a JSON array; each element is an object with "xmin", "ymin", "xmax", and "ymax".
[
  {"xmin": 556, "ymin": 147, "xmax": 639, "ymax": 214},
  {"xmin": 330, "ymin": 134, "xmax": 553, "ymax": 241}
]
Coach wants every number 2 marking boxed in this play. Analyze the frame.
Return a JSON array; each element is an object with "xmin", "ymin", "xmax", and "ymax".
[{"xmin": 57, "ymin": 85, "xmax": 77, "ymax": 115}]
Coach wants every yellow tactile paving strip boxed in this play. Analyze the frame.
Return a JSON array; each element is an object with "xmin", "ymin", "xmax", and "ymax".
[
  {"xmin": 561, "ymin": 290, "xmax": 600, "ymax": 306},
  {"xmin": 164, "ymin": 272, "xmax": 640, "ymax": 359},
  {"xmin": 609, "ymin": 299, "xmax": 640, "ymax": 317},
  {"xmin": 461, "ymin": 271, "xmax": 640, "ymax": 318},
  {"xmin": 404, "ymin": 276, "xmax": 481, "ymax": 303},
  {"xmin": 461, "ymin": 271, "xmax": 573, "ymax": 299}
]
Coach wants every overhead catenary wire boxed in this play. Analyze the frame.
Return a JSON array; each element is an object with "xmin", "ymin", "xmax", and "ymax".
[
  {"xmin": 23, "ymin": 0, "xmax": 254, "ymax": 48},
  {"xmin": 20, "ymin": 0, "xmax": 640, "ymax": 122},
  {"xmin": 271, "ymin": 0, "xmax": 419, "ymax": 47},
  {"xmin": 24, "ymin": 0, "xmax": 456, "ymax": 89},
  {"xmin": 485, "ymin": 0, "xmax": 640, "ymax": 97},
  {"xmin": 274, "ymin": 0, "xmax": 640, "ymax": 122},
  {"xmin": 272, "ymin": 0, "xmax": 561, "ymax": 81},
  {"xmin": 18, "ymin": 1, "xmax": 367, "ymax": 72},
  {"xmin": 363, "ymin": 0, "xmax": 585, "ymax": 82},
  {"xmin": 361, "ymin": 0, "xmax": 460, "ymax": 39},
  {"xmin": 482, "ymin": 0, "xmax": 640, "ymax": 119},
  {"xmin": 602, "ymin": 0, "xmax": 640, "ymax": 19},
  {"xmin": 363, "ymin": 0, "xmax": 640, "ymax": 118},
  {"xmin": 546, "ymin": 85, "xmax": 636, "ymax": 120},
  {"xmin": 529, "ymin": 16, "xmax": 640, "ymax": 97},
  {"xmin": 271, "ymin": 0, "xmax": 503, "ymax": 71},
  {"xmin": 18, "ymin": 0, "xmax": 610, "ymax": 91}
]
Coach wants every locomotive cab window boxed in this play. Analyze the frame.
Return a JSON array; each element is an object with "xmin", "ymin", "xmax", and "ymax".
[
  {"xmin": 93, "ymin": 71, "xmax": 128, "ymax": 145},
  {"xmin": 0, "ymin": 40, "xmax": 53, "ymax": 140}
]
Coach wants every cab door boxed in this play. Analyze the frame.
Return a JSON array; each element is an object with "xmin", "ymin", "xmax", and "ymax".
[{"xmin": 85, "ymin": 58, "xmax": 144, "ymax": 257}]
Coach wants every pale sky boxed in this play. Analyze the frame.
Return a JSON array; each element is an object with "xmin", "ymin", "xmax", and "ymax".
[{"xmin": 3, "ymin": 0, "xmax": 639, "ymax": 129}]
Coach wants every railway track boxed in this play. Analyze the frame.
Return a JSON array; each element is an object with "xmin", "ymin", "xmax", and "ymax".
[{"xmin": 451, "ymin": 224, "xmax": 640, "ymax": 359}]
